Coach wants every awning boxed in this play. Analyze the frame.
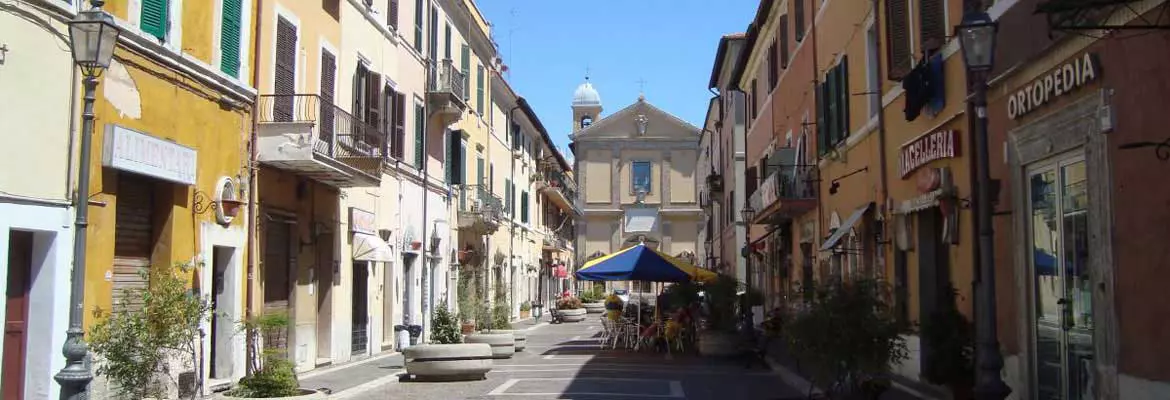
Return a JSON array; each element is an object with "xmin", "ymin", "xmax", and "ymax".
[
  {"xmin": 353, "ymin": 233, "xmax": 394, "ymax": 262},
  {"xmin": 820, "ymin": 203, "xmax": 872, "ymax": 251}
]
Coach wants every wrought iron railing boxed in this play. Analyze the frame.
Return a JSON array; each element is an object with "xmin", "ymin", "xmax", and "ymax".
[
  {"xmin": 432, "ymin": 59, "xmax": 465, "ymax": 101},
  {"xmin": 542, "ymin": 169, "xmax": 577, "ymax": 202},
  {"xmin": 458, "ymin": 185, "xmax": 503, "ymax": 223},
  {"xmin": 257, "ymin": 94, "xmax": 388, "ymax": 166},
  {"xmin": 748, "ymin": 165, "xmax": 818, "ymax": 215}
]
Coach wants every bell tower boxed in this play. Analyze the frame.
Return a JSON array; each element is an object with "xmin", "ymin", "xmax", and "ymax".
[{"xmin": 571, "ymin": 76, "xmax": 603, "ymax": 133}]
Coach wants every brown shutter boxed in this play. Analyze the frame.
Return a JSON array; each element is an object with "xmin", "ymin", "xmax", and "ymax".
[
  {"xmin": 919, "ymin": 0, "xmax": 945, "ymax": 53},
  {"xmin": 779, "ymin": 15, "xmax": 790, "ymax": 68},
  {"xmin": 383, "ymin": 84, "xmax": 394, "ymax": 156},
  {"xmin": 794, "ymin": 0, "xmax": 805, "ymax": 41},
  {"xmin": 768, "ymin": 39, "xmax": 778, "ymax": 90},
  {"xmin": 837, "ymin": 57, "xmax": 850, "ymax": 143},
  {"xmin": 273, "ymin": 17, "xmax": 297, "ymax": 121},
  {"xmin": 885, "ymin": 0, "xmax": 911, "ymax": 80},
  {"xmin": 388, "ymin": 0, "xmax": 399, "ymax": 30},
  {"xmin": 320, "ymin": 50, "xmax": 337, "ymax": 144},
  {"xmin": 394, "ymin": 92, "xmax": 406, "ymax": 159},
  {"xmin": 366, "ymin": 71, "xmax": 381, "ymax": 130},
  {"xmin": 113, "ymin": 175, "xmax": 155, "ymax": 313}
]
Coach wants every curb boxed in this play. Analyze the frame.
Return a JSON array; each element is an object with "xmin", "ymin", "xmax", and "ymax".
[{"xmin": 327, "ymin": 371, "xmax": 408, "ymax": 399}]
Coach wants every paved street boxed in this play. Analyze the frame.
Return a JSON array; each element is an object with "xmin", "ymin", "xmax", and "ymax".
[{"xmin": 338, "ymin": 317, "xmax": 805, "ymax": 400}]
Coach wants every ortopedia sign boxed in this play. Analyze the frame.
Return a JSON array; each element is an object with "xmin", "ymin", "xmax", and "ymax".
[
  {"xmin": 899, "ymin": 129, "xmax": 959, "ymax": 179},
  {"xmin": 1008, "ymin": 53, "xmax": 1099, "ymax": 120}
]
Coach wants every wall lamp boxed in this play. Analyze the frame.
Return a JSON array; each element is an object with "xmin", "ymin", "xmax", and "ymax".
[{"xmin": 828, "ymin": 166, "xmax": 869, "ymax": 195}]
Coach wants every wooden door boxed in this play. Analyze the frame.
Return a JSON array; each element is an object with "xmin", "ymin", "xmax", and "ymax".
[{"xmin": 4, "ymin": 230, "xmax": 33, "ymax": 400}]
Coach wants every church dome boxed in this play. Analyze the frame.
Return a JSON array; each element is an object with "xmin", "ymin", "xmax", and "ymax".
[{"xmin": 572, "ymin": 81, "xmax": 602, "ymax": 107}]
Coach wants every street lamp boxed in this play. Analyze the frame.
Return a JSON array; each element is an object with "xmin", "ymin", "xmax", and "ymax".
[
  {"xmin": 956, "ymin": 10, "xmax": 1011, "ymax": 400},
  {"xmin": 56, "ymin": 1, "xmax": 121, "ymax": 399},
  {"xmin": 703, "ymin": 240, "xmax": 713, "ymax": 269},
  {"xmin": 739, "ymin": 204, "xmax": 756, "ymax": 340}
]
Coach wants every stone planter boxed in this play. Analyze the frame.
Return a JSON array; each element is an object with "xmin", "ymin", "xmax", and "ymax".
[
  {"xmin": 403, "ymin": 343, "xmax": 493, "ymax": 382},
  {"xmin": 217, "ymin": 389, "xmax": 326, "ymax": 399},
  {"xmin": 560, "ymin": 308, "xmax": 587, "ymax": 322},
  {"xmin": 460, "ymin": 322, "xmax": 477, "ymax": 334},
  {"xmin": 698, "ymin": 331, "xmax": 740, "ymax": 357},
  {"xmin": 463, "ymin": 333, "xmax": 516, "ymax": 359},
  {"xmin": 583, "ymin": 302, "xmax": 605, "ymax": 314},
  {"xmin": 519, "ymin": 309, "xmax": 531, "ymax": 319},
  {"xmin": 482, "ymin": 329, "xmax": 527, "ymax": 351}
]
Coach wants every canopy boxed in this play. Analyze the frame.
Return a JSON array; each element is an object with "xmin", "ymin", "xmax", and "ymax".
[{"xmin": 575, "ymin": 244, "xmax": 717, "ymax": 283}]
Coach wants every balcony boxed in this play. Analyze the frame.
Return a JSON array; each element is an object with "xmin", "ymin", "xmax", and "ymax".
[
  {"xmin": 541, "ymin": 233, "xmax": 571, "ymax": 252},
  {"xmin": 537, "ymin": 170, "xmax": 579, "ymax": 216},
  {"xmin": 256, "ymin": 94, "xmax": 386, "ymax": 187},
  {"xmin": 748, "ymin": 165, "xmax": 818, "ymax": 224},
  {"xmin": 706, "ymin": 172, "xmax": 724, "ymax": 193},
  {"xmin": 426, "ymin": 59, "xmax": 467, "ymax": 126},
  {"xmin": 456, "ymin": 185, "xmax": 503, "ymax": 235}
]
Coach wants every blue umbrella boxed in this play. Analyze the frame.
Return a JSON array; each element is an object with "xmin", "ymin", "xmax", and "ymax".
[{"xmin": 575, "ymin": 244, "xmax": 716, "ymax": 283}]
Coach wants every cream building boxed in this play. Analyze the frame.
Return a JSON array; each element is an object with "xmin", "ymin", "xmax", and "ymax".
[{"xmin": 569, "ymin": 82, "xmax": 703, "ymax": 287}]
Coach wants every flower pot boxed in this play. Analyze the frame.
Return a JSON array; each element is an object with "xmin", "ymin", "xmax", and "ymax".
[
  {"xmin": 410, "ymin": 241, "xmax": 422, "ymax": 250},
  {"xmin": 463, "ymin": 333, "xmax": 516, "ymax": 359},
  {"xmin": 583, "ymin": 302, "xmax": 605, "ymax": 314},
  {"xmin": 519, "ymin": 310, "xmax": 530, "ymax": 319},
  {"xmin": 460, "ymin": 322, "xmax": 477, "ymax": 334},
  {"xmin": 404, "ymin": 343, "xmax": 493, "ymax": 382},
  {"xmin": 560, "ymin": 308, "xmax": 587, "ymax": 322},
  {"xmin": 218, "ymin": 389, "xmax": 326, "ymax": 399}
]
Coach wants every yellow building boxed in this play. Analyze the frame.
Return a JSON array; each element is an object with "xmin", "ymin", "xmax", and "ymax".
[{"xmin": 78, "ymin": 0, "xmax": 257, "ymax": 395}]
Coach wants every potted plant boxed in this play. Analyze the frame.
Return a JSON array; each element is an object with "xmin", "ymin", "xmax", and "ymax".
[
  {"xmin": 519, "ymin": 301, "xmax": 532, "ymax": 320},
  {"xmin": 920, "ymin": 285, "xmax": 975, "ymax": 400},
  {"xmin": 580, "ymin": 286, "xmax": 606, "ymax": 313},
  {"xmin": 430, "ymin": 301, "xmax": 462, "ymax": 345},
  {"xmin": 783, "ymin": 278, "xmax": 908, "ymax": 399},
  {"xmin": 222, "ymin": 313, "xmax": 324, "ymax": 399},
  {"xmin": 556, "ymin": 296, "xmax": 587, "ymax": 322},
  {"xmin": 698, "ymin": 274, "xmax": 741, "ymax": 356},
  {"xmin": 88, "ymin": 262, "xmax": 211, "ymax": 400}
]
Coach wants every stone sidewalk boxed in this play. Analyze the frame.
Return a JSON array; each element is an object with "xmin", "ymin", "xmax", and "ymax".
[{"xmin": 296, "ymin": 351, "xmax": 406, "ymax": 396}]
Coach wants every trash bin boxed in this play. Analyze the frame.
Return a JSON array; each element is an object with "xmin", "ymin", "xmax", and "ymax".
[{"xmin": 395, "ymin": 324, "xmax": 423, "ymax": 349}]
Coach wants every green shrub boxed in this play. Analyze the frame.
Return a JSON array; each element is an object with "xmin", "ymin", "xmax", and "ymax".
[
  {"xmin": 88, "ymin": 262, "xmax": 210, "ymax": 399},
  {"xmin": 920, "ymin": 285, "xmax": 974, "ymax": 394},
  {"xmin": 228, "ymin": 313, "xmax": 301, "ymax": 398},
  {"xmin": 520, "ymin": 300, "xmax": 532, "ymax": 312},
  {"xmin": 431, "ymin": 301, "xmax": 462, "ymax": 344}
]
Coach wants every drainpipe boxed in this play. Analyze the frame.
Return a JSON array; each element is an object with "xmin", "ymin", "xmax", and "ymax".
[
  {"xmin": 244, "ymin": 0, "xmax": 264, "ymax": 377},
  {"xmin": 810, "ymin": 0, "xmax": 824, "ymax": 279},
  {"xmin": 506, "ymin": 101, "xmax": 522, "ymax": 311},
  {"xmin": 871, "ymin": 0, "xmax": 891, "ymax": 275},
  {"xmin": 419, "ymin": 56, "xmax": 434, "ymax": 343}
]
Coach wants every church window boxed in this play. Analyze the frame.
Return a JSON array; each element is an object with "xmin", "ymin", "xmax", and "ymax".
[
  {"xmin": 581, "ymin": 115, "xmax": 593, "ymax": 128},
  {"xmin": 631, "ymin": 161, "xmax": 652, "ymax": 194}
]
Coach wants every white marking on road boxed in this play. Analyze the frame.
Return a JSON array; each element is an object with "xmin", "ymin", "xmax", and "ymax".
[
  {"xmin": 330, "ymin": 371, "xmax": 407, "ymax": 399},
  {"xmin": 489, "ymin": 367, "xmax": 775, "ymax": 376},
  {"xmin": 484, "ymin": 377, "xmax": 685, "ymax": 398},
  {"xmin": 541, "ymin": 353, "xmax": 616, "ymax": 360},
  {"xmin": 587, "ymin": 326, "xmax": 596, "ymax": 330},
  {"xmin": 570, "ymin": 335, "xmax": 581, "ymax": 341}
]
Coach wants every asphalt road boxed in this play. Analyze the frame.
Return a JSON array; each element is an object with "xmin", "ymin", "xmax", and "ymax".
[{"xmin": 341, "ymin": 316, "xmax": 805, "ymax": 400}]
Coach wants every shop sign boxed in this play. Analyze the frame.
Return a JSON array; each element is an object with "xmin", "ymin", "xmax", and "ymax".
[
  {"xmin": 1008, "ymin": 53, "xmax": 1099, "ymax": 120},
  {"xmin": 349, "ymin": 207, "xmax": 376, "ymax": 235},
  {"xmin": 899, "ymin": 129, "xmax": 959, "ymax": 178},
  {"xmin": 103, "ymin": 125, "xmax": 197, "ymax": 185}
]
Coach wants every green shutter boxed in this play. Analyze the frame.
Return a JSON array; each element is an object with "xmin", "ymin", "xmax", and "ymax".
[
  {"xmin": 476, "ymin": 157, "xmax": 485, "ymax": 186},
  {"xmin": 220, "ymin": 0, "xmax": 242, "ymax": 77},
  {"xmin": 504, "ymin": 179, "xmax": 512, "ymax": 214},
  {"xmin": 141, "ymin": 0, "xmax": 169, "ymax": 40},
  {"xmin": 444, "ymin": 131, "xmax": 452, "ymax": 184},
  {"xmin": 460, "ymin": 45, "xmax": 470, "ymax": 100},
  {"xmin": 414, "ymin": 104, "xmax": 424, "ymax": 168},
  {"xmin": 413, "ymin": 0, "xmax": 423, "ymax": 52},
  {"xmin": 838, "ymin": 57, "xmax": 850, "ymax": 144},
  {"xmin": 816, "ymin": 82, "xmax": 827, "ymax": 155},
  {"xmin": 476, "ymin": 66, "xmax": 485, "ymax": 115},
  {"xmin": 521, "ymin": 191, "xmax": 529, "ymax": 223}
]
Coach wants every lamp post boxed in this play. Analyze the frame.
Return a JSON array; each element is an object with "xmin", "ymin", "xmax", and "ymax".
[
  {"xmin": 703, "ymin": 240, "xmax": 713, "ymax": 269},
  {"xmin": 57, "ymin": 1, "xmax": 121, "ymax": 398},
  {"xmin": 739, "ymin": 204, "xmax": 756, "ymax": 340},
  {"xmin": 956, "ymin": 11, "xmax": 1012, "ymax": 400}
]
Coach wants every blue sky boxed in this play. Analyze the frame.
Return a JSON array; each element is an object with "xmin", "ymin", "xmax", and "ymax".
[{"xmin": 477, "ymin": 0, "xmax": 759, "ymax": 159}]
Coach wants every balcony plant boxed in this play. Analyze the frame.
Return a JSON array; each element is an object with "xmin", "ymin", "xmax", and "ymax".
[
  {"xmin": 88, "ymin": 262, "xmax": 210, "ymax": 400},
  {"xmin": 783, "ymin": 278, "xmax": 908, "ymax": 399}
]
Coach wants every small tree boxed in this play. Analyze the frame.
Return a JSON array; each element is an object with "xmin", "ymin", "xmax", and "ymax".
[
  {"xmin": 229, "ymin": 313, "xmax": 301, "ymax": 398},
  {"xmin": 431, "ymin": 301, "xmax": 462, "ymax": 344},
  {"xmin": 89, "ymin": 262, "xmax": 210, "ymax": 399},
  {"xmin": 490, "ymin": 280, "xmax": 511, "ymax": 330}
]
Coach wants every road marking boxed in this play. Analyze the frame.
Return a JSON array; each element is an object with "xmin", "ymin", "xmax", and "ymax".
[
  {"xmin": 484, "ymin": 377, "xmax": 685, "ymax": 398},
  {"xmin": 329, "ymin": 371, "xmax": 407, "ymax": 399},
  {"xmin": 541, "ymin": 354, "xmax": 616, "ymax": 360},
  {"xmin": 570, "ymin": 335, "xmax": 581, "ymax": 341},
  {"xmin": 490, "ymin": 367, "xmax": 775, "ymax": 376}
]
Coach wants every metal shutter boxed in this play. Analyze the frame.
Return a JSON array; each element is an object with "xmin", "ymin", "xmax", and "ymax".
[
  {"xmin": 274, "ymin": 17, "xmax": 297, "ymax": 122},
  {"xmin": 885, "ymin": 0, "xmax": 912, "ymax": 80},
  {"xmin": 113, "ymin": 175, "xmax": 155, "ymax": 313},
  {"xmin": 320, "ymin": 50, "xmax": 337, "ymax": 144}
]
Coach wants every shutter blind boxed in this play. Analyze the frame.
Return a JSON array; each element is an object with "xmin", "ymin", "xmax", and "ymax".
[
  {"xmin": 919, "ymin": 0, "xmax": 945, "ymax": 53},
  {"xmin": 394, "ymin": 92, "xmax": 406, "ymax": 159},
  {"xmin": 476, "ymin": 157, "xmax": 485, "ymax": 186},
  {"xmin": 413, "ymin": 0, "xmax": 423, "ymax": 52},
  {"xmin": 141, "ymin": 0, "xmax": 169, "ymax": 40},
  {"xmin": 113, "ymin": 175, "xmax": 155, "ymax": 314},
  {"xmin": 476, "ymin": 66, "xmax": 485, "ymax": 115},
  {"xmin": 450, "ymin": 131, "xmax": 464, "ymax": 184},
  {"xmin": 273, "ymin": 17, "xmax": 297, "ymax": 122},
  {"xmin": 220, "ymin": 0, "xmax": 242, "ymax": 77},
  {"xmin": 414, "ymin": 103, "xmax": 425, "ymax": 168},
  {"xmin": 388, "ymin": 0, "xmax": 399, "ymax": 30},
  {"xmin": 460, "ymin": 45, "xmax": 471, "ymax": 100},
  {"xmin": 320, "ymin": 50, "xmax": 337, "ymax": 144},
  {"xmin": 768, "ymin": 39, "xmax": 778, "ymax": 90},
  {"xmin": 521, "ymin": 191, "xmax": 529, "ymax": 223},
  {"xmin": 837, "ymin": 57, "xmax": 850, "ymax": 144},
  {"xmin": 445, "ymin": 131, "xmax": 453, "ymax": 184},
  {"xmin": 816, "ymin": 82, "xmax": 828, "ymax": 155},
  {"xmin": 794, "ymin": 0, "xmax": 805, "ymax": 41},
  {"xmin": 367, "ymin": 71, "xmax": 382, "ymax": 132},
  {"xmin": 885, "ymin": 0, "xmax": 912, "ymax": 80},
  {"xmin": 780, "ymin": 16, "xmax": 790, "ymax": 68}
]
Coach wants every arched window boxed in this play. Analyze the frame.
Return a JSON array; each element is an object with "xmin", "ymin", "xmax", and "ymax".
[{"xmin": 580, "ymin": 115, "xmax": 593, "ymax": 128}]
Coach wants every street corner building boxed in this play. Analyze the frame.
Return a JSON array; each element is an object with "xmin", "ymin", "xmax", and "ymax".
[{"xmin": 570, "ymin": 81, "xmax": 703, "ymax": 294}]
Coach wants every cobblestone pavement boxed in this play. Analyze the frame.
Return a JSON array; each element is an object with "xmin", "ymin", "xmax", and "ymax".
[{"xmin": 335, "ymin": 316, "xmax": 805, "ymax": 400}]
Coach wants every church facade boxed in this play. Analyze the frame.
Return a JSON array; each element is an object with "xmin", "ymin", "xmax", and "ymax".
[{"xmin": 569, "ymin": 81, "xmax": 703, "ymax": 284}]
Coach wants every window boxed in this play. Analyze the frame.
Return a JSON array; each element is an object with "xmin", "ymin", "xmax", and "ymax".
[
  {"xmin": 779, "ymin": 15, "xmax": 789, "ymax": 69},
  {"xmin": 631, "ymin": 161, "xmax": 651, "ymax": 194},
  {"xmin": 794, "ymin": 0, "xmax": 805, "ymax": 42},
  {"xmin": 413, "ymin": 0, "xmax": 423, "ymax": 52},
  {"xmin": 460, "ymin": 45, "xmax": 470, "ymax": 100},
  {"xmin": 505, "ymin": 178, "xmax": 513, "ymax": 215},
  {"xmin": 272, "ymin": 17, "xmax": 297, "ymax": 122},
  {"xmin": 817, "ymin": 57, "xmax": 850, "ymax": 154},
  {"xmin": 476, "ymin": 65, "xmax": 485, "ymax": 115},
  {"xmin": 390, "ymin": 91, "xmax": 406, "ymax": 159},
  {"xmin": 581, "ymin": 115, "xmax": 593, "ymax": 128},
  {"xmin": 511, "ymin": 122, "xmax": 521, "ymax": 151},
  {"xmin": 428, "ymin": 3, "xmax": 438, "ymax": 61},
  {"xmin": 445, "ymin": 130, "xmax": 464, "ymax": 185},
  {"xmin": 767, "ymin": 38, "xmax": 778, "ymax": 90},
  {"xmin": 388, "ymin": 0, "xmax": 398, "ymax": 30},
  {"xmin": 141, "ymin": 0, "xmax": 171, "ymax": 40},
  {"xmin": 413, "ymin": 102, "xmax": 425, "ymax": 168},
  {"xmin": 220, "ymin": 0, "xmax": 243, "ymax": 77},
  {"xmin": 885, "ymin": 0, "xmax": 911, "ymax": 80},
  {"xmin": 354, "ymin": 63, "xmax": 382, "ymax": 131},
  {"xmin": 444, "ymin": 23, "xmax": 452, "ymax": 60}
]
